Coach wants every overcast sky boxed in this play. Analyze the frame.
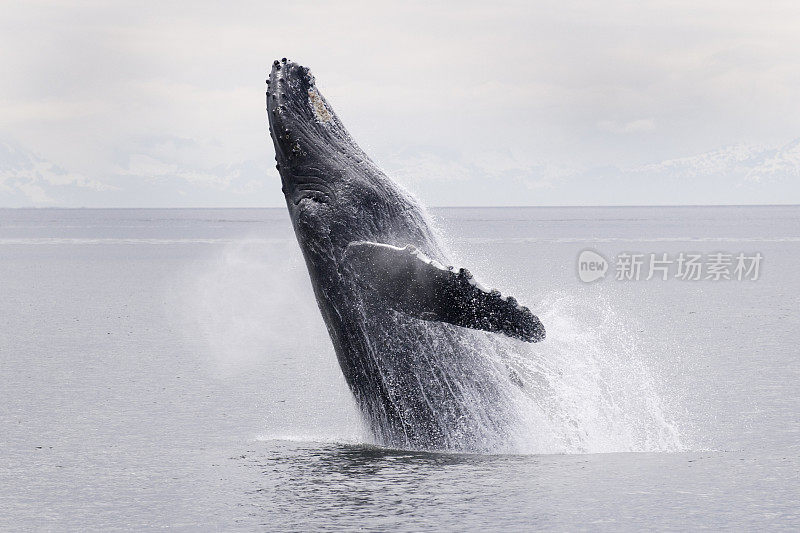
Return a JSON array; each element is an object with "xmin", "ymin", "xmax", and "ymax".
[{"xmin": 1, "ymin": 0, "xmax": 799, "ymax": 207}]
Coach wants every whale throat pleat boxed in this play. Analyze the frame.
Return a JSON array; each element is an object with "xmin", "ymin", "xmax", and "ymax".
[{"xmin": 344, "ymin": 241, "xmax": 545, "ymax": 343}]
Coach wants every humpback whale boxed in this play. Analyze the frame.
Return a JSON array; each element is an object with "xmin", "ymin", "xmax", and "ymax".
[{"xmin": 266, "ymin": 58, "xmax": 545, "ymax": 451}]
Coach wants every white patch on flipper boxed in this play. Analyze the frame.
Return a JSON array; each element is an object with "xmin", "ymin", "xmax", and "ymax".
[
  {"xmin": 348, "ymin": 240, "xmax": 405, "ymax": 253},
  {"xmin": 466, "ymin": 276, "xmax": 489, "ymax": 293},
  {"xmin": 347, "ymin": 241, "xmax": 449, "ymax": 272},
  {"xmin": 347, "ymin": 240, "xmax": 530, "ymax": 311},
  {"xmin": 408, "ymin": 248, "xmax": 448, "ymax": 272}
]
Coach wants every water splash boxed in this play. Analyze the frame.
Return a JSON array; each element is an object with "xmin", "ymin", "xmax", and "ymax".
[
  {"xmin": 181, "ymin": 239, "xmax": 321, "ymax": 375},
  {"xmin": 184, "ymin": 238, "xmax": 685, "ymax": 455},
  {"xmin": 348, "ymin": 288, "xmax": 685, "ymax": 454},
  {"xmin": 421, "ymin": 209, "xmax": 685, "ymax": 454},
  {"xmin": 176, "ymin": 238, "xmax": 368, "ymax": 441},
  {"xmin": 501, "ymin": 290, "xmax": 685, "ymax": 454}
]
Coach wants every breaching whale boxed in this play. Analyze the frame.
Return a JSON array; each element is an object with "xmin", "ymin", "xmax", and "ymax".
[{"xmin": 266, "ymin": 58, "xmax": 545, "ymax": 451}]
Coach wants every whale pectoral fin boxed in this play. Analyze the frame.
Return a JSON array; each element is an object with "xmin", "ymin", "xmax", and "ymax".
[{"xmin": 344, "ymin": 241, "xmax": 545, "ymax": 342}]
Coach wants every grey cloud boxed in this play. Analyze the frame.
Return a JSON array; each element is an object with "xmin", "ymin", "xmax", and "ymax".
[{"xmin": 1, "ymin": 1, "xmax": 800, "ymax": 206}]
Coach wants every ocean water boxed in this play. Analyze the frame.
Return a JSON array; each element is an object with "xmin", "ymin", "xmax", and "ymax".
[{"xmin": 1, "ymin": 206, "xmax": 798, "ymax": 530}]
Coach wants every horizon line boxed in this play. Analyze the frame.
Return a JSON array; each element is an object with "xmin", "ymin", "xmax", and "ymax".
[{"xmin": 1, "ymin": 203, "xmax": 799, "ymax": 210}]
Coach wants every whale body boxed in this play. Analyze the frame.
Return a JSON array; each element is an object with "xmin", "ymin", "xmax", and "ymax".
[{"xmin": 266, "ymin": 58, "xmax": 544, "ymax": 451}]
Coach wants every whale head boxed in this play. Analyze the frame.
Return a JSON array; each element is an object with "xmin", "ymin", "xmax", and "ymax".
[{"xmin": 266, "ymin": 58, "xmax": 439, "ymax": 263}]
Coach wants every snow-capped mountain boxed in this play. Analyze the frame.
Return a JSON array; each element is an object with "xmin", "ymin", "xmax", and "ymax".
[
  {"xmin": 628, "ymin": 139, "xmax": 800, "ymax": 184},
  {"xmin": 0, "ymin": 141, "xmax": 115, "ymax": 206},
  {"xmin": 381, "ymin": 139, "xmax": 800, "ymax": 205}
]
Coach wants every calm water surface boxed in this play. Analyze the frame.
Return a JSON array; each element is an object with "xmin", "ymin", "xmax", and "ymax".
[{"xmin": 1, "ymin": 207, "xmax": 798, "ymax": 530}]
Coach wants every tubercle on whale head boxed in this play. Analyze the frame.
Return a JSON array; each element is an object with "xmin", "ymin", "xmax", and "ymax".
[{"xmin": 267, "ymin": 58, "xmax": 348, "ymax": 159}]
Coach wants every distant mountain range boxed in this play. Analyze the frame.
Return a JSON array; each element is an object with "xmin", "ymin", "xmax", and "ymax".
[
  {"xmin": 384, "ymin": 138, "xmax": 800, "ymax": 206},
  {"xmin": 0, "ymin": 140, "xmax": 268, "ymax": 207},
  {"xmin": 627, "ymin": 138, "xmax": 800, "ymax": 184},
  {"xmin": 2, "ymin": 138, "xmax": 799, "ymax": 206},
  {"xmin": 0, "ymin": 141, "xmax": 115, "ymax": 205}
]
